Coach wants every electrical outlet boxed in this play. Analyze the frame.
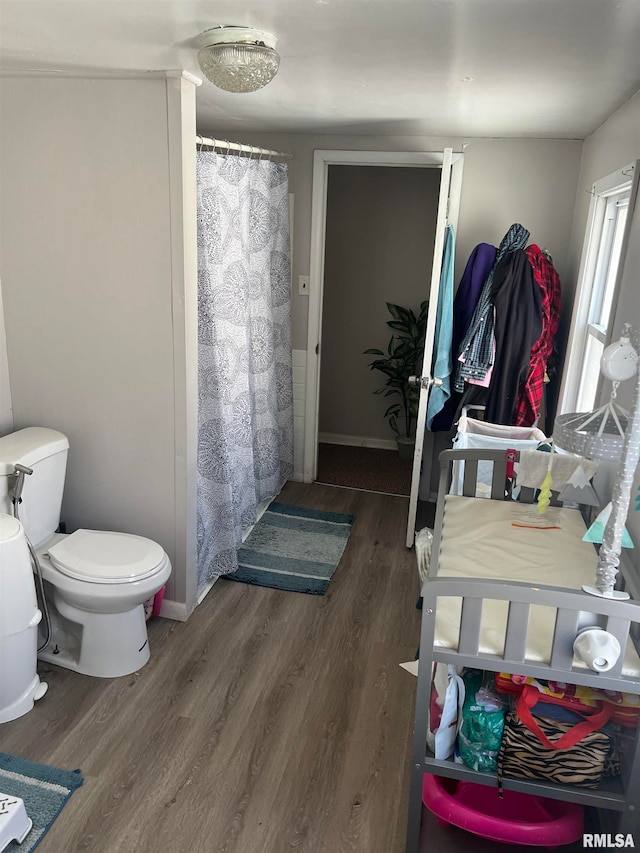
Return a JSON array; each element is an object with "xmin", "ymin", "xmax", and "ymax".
[{"xmin": 299, "ymin": 275, "xmax": 310, "ymax": 295}]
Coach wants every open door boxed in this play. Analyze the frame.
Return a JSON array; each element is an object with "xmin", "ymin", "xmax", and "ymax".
[{"xmin": 405, "ymin": 148, "xmax": 462, "ymax": 547}]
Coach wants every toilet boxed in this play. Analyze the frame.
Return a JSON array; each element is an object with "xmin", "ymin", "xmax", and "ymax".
[{"xmin": 0, "ymin": 427, "xmax": 171, "ymax": 678}]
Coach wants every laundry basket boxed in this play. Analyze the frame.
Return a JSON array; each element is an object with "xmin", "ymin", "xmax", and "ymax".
[{"xmin": 451, "ymin": 409, "xmax": 547, "ymax": 497}]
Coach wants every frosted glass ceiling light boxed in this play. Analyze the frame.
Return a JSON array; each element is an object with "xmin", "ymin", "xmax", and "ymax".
[{"xmin": 197, "ymin": 27, "xmax": 280, "ymax": 93}]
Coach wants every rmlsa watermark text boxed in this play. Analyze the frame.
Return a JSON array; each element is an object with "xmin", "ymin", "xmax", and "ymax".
[{"xmin": 583, "ymin": 835, "xmax": 635, "ymax": 848}]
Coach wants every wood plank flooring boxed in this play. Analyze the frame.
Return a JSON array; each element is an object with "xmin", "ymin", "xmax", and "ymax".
[
  {"xmin": 1, "ymin": 483, "xmax": 425, "ymax": 853},
  {"xmin": 0, "ymin": 482, "xmax": 592, "ymax": 852}
]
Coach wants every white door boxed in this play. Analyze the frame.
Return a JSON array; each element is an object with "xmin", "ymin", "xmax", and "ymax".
[{"xmin": 405, "ymin": 148, "xmax": 461, "ymax": 547}]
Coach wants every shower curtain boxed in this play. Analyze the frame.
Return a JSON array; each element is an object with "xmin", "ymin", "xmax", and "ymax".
[{"xmin": 196, "ymin": 151, "xmax": 294, "ymax": 588}]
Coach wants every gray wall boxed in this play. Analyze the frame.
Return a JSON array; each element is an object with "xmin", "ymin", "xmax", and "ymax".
[
  {"xmin": 454, "ymin": 138, "xmax": 582, "ymax": 289},
  {"xmin": 565, "ymin": 90, "xmax": 640, "ymax": 329},
  {"xmin": 0, "ymin": 74, "xmax": 199, "ymax": 615},
  {"xmin": 0, "ymin": 278, "xmax": 12, "ymax": 433},
  {"xmin": 319, "ymin": 165, "xmax": 441, "ymax": 443},
  {"xmin": 1, "ymin": 76, "xmax": 636, "ymax": 617},
  {"xmin": 197, "ymin": 127, "xmax": 584, "ymax": 362},
  {"xmin": 563, "ymin": 91, "xmax": 640, "ymax": 568}
]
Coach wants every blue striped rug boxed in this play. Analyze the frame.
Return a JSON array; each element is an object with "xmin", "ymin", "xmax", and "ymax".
[
  {"xmin": 0, "ymin": 753, "xmax": 83, "ymax": 851},
  {"xmin": 232, "ymin": 502, "xmax": 355, "ymax": 595}
]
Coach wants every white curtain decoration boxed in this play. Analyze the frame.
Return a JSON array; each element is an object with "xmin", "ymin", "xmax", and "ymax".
[{"xmin": 196, "ymin": 151, "xmax": 294, "ymax": 588}]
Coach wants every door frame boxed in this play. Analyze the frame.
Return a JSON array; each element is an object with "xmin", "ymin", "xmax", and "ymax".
[{"xmin": 303, "ymin": 148, "xmax": 456, "ymax": 483}]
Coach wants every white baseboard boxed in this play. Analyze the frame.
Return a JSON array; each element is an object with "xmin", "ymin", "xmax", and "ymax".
[
  {"xmin": 196, "ymin": 574, "xmax": 220, "ymax": 606},
  {"xmin": 318, "ymin": 432, "xmax": 396, "ymax": 451},
  {"xmin": 159, "ymin": 598, "xmax": 190, "ymax": 621},
  {"xmin": 192, "ymin": 497, "xmax": 275, "ymax": 610}
]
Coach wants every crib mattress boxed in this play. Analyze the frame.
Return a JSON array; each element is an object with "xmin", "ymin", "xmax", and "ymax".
[{"xmin": 434, "ymin": 496, "xmax": 640, "ymax": 678}]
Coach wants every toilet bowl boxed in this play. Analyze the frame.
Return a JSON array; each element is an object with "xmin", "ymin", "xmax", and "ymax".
[
  {"xmin": 36, "ymin": 529, "xmax": 171, "ymax": 677},
  {"xmin": 0, "ymin": 427, "xmax": 172, "ymax": 679}
]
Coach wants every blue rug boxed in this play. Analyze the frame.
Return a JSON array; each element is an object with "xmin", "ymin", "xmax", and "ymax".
[
  {"xmin": 0, "ymin": 753, "xmax": 83, "ymax": 851},
  {"xmin": 232, "ymin": 502, "xmax": 355, "ymax": 594}
]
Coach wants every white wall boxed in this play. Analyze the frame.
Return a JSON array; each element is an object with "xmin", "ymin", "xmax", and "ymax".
[
  {"xmin": 0, "ymin": 277, "xmax": 13, "ymax": 433},
  {"xmin": 0, "ymin": 73, "xmax": 199, "ymax": 617}
]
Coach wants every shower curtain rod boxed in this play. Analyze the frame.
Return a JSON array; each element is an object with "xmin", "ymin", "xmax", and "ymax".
[{"xmin": 195, "ymin": 135, "xmax": 292, "ymax": 160}]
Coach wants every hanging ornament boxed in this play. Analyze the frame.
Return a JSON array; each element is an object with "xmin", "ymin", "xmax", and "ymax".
[{"xmin": 537, "ymin": 443, "xmax": 554, "ymax": 514}]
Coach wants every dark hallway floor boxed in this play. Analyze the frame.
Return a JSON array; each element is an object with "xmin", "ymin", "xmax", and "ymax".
[{"xmin": 316, "ymin": 442, "xmax": 413, "ymax": 495}]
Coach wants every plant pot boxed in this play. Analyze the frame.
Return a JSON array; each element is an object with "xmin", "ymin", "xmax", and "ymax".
[{"xmin": 396, "ymin": 436, "xmax": 416, "ymax": 461}]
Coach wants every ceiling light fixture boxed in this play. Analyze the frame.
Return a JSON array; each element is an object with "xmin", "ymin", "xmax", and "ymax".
[{"xmin": 197, "ymin": 26, "xmax": 280, "ymax": 94}]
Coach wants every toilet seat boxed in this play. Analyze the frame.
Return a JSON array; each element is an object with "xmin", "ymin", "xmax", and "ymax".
[{"xmin": 47, "ymin": 529, "xmax": 166, "ymax": 584}]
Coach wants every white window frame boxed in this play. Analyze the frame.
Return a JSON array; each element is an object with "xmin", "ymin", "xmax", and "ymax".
[{"xmin": 558, "ymin": 161, "xmax": 638, "ymax": 414}]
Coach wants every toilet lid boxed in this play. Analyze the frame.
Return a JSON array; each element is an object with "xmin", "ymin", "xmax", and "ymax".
[{"xmin": 48, "ymin": 529, "xmax": 166, "ymax": 583}]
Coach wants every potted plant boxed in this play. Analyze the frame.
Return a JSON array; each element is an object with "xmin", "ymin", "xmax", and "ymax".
[{"xmin": 364, "ymin": 301, "xmax": 428, "ymax": 460}]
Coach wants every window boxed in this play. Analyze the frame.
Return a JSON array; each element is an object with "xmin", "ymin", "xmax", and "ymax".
[
  {"xmin": 575, "ymin": 189, "xmax": 629, "ymax": 411},
  {"xmin": 560, "ymin": 162, "xmax": 637, "ymax": 414}
]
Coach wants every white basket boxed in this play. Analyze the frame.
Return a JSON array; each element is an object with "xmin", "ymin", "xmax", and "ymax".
[{"xmin": 451, "ymin": 413, "xmax": 547, "ymax": 496}]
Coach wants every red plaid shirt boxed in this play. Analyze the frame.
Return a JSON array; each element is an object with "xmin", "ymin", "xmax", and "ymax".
[{"xmin": 514, "ymin": 246, "xmax": 561, "ymax": 426}]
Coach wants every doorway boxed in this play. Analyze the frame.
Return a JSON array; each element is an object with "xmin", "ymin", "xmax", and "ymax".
[
  {"xmin": 304, "ymin": 148, "xmax": 463, "ymax": 543},
  {"xmin": 304, "ymin": 150, "xmax": 458, "ymax": 479},
  {"xmin": 315, "ymin": 163, "xmax": 441, "ymax": 495}
]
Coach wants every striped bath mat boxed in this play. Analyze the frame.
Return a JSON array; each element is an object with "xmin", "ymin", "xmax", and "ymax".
[
  {"xmin": 232, "ymin": 502, "xmax": 355, "ymax": 594},
  {"xmin": 0, "ymin": 752, "xmax": 83, "ymax": 851}
]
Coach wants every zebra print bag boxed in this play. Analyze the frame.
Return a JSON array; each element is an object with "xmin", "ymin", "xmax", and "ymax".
[{"xmin": 497, "ymin": 685, "xmax": 613, "ymax": 792}]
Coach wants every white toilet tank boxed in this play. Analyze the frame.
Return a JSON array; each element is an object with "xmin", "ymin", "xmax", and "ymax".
[{"xmin": 0, "ymin": 428, "xmax": 69, "ymax": 548}]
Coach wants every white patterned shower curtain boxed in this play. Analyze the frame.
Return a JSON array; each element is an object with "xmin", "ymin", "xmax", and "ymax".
[{"xmin": 196, "ymin": 151, "xmax": 294, "ymax": 589}]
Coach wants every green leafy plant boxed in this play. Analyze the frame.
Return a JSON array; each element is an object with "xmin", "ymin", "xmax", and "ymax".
[{"xmin": 364, "ymin": 301, "xmax": 428, "ymax": 439}]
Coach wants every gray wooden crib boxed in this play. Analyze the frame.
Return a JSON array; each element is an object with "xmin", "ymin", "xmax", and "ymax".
[{"xmin": 406, "ymin": 448, "xmax": 640, "ymax": 852}]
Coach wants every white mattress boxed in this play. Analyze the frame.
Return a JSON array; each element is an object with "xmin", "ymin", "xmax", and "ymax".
[{"xmin": 434, "ymin": 496, "xmax": 640, "ymax": 678}]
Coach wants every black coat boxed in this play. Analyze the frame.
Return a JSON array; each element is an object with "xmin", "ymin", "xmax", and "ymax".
[{"xmin": 485, "ymin": 249, "xmax": 542, "ymax": 425}]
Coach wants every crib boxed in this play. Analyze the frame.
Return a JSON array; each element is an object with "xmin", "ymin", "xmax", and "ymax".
[{"xmin": 405, "ymin": 448, "xmax": 640, "ymax": 852}]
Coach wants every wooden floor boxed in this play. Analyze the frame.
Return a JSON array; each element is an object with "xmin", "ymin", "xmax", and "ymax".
[
  {"xmin": 3, "ymin": 481, "xmax": 595, "ymax": 852},
  {"xmin": 2, "ymin": 482, "xmax": 428, "ymax": 853},
  {"xmin": 2, "ymin": 482, "xmax": 595, "ymax": 852}
]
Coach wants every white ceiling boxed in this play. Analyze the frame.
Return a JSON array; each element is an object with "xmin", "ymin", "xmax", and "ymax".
[{"xmin": 1, "ymin": 0, "xmax": 639, "ymax": 139}]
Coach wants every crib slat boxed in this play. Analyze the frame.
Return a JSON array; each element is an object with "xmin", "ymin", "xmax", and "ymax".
[
  {"xmin": 604, "ymin": 616, "xmax": 631, "ymax": 677},
  {"xmin": 551, "ymin": 608, "xmax": 580, "ymax": 670},
  {"xmin": 504, "ymin": 602, "xmax": 531, "ymax": 662},
  {"xmin": 462, "ymin": 460, "xmax": 478, "ymax": 497},
  {"xmin": 491, "ymin": 459, "xmax": 508, "ymax": 500},
  {"xmin": 458, "ymin": 597, "xmax": 483, "ymax": 654},
  {"xmin": 519, "ymin": 486, "xmax": 535, "ymax": 504}
]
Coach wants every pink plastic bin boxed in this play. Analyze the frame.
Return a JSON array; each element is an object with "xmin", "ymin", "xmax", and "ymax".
[
  {"xmin": 152, "ymin": 586, "xmax": 165, "ymax": 618},
  {"xmin": 422, "ymin": 775, "xmax": 584, "ymax": 848}
]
